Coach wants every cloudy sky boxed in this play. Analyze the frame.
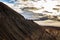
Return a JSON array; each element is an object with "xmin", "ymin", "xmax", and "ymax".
[
  {"xmin": 0, "ymin": 0, "xmax": 60, "ymax": 16},
  {"xmin": 0, "ymin": 0, "xmax": 15, "ymax": 3},
  {"xmin": 0, "ymin": 0, "xmax": 20, "ymax": 12},
  {"xmin": 0, "ymin": 0, "xmax": 16, "ymax": 7}
]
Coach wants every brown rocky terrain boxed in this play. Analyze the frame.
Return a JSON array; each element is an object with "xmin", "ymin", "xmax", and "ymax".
[{"xmin": 0, "ymin": 2, "xmax": 60, "ymax": 40}]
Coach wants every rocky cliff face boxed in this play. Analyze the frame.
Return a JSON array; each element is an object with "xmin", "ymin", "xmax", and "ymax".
[{"xmin": 0, "ymin": 2, "xmax": 60, "ymax": 40}]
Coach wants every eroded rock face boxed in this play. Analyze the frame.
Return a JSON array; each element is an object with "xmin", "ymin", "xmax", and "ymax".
[
  {"xmin": 0, "ymin": 2, "xmax": 60, "ymax": 40},
  {"xmin": 45, "ymin": 28, "xmax": 60, "ymax": 40}
]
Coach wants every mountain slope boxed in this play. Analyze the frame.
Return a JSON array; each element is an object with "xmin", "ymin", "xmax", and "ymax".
[{"xmin": 0, "ymin": 2, "xmax": 60, "ymax": 40}]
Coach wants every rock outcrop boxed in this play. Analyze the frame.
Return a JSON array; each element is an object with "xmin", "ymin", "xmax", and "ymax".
[{"xmin": 0, "ymin": 2, "xmax": 60, "ymax": 40}]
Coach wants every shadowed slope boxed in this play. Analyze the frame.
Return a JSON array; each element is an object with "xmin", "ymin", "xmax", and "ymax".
[{"xmin": 0, "ymin": 2, "xmax": 57, "ymax": 40}]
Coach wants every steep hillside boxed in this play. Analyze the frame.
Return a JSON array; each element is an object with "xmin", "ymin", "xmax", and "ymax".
[{"xmin": 0, "ymin": 2, "xmax": 60, "ymax": 40}]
